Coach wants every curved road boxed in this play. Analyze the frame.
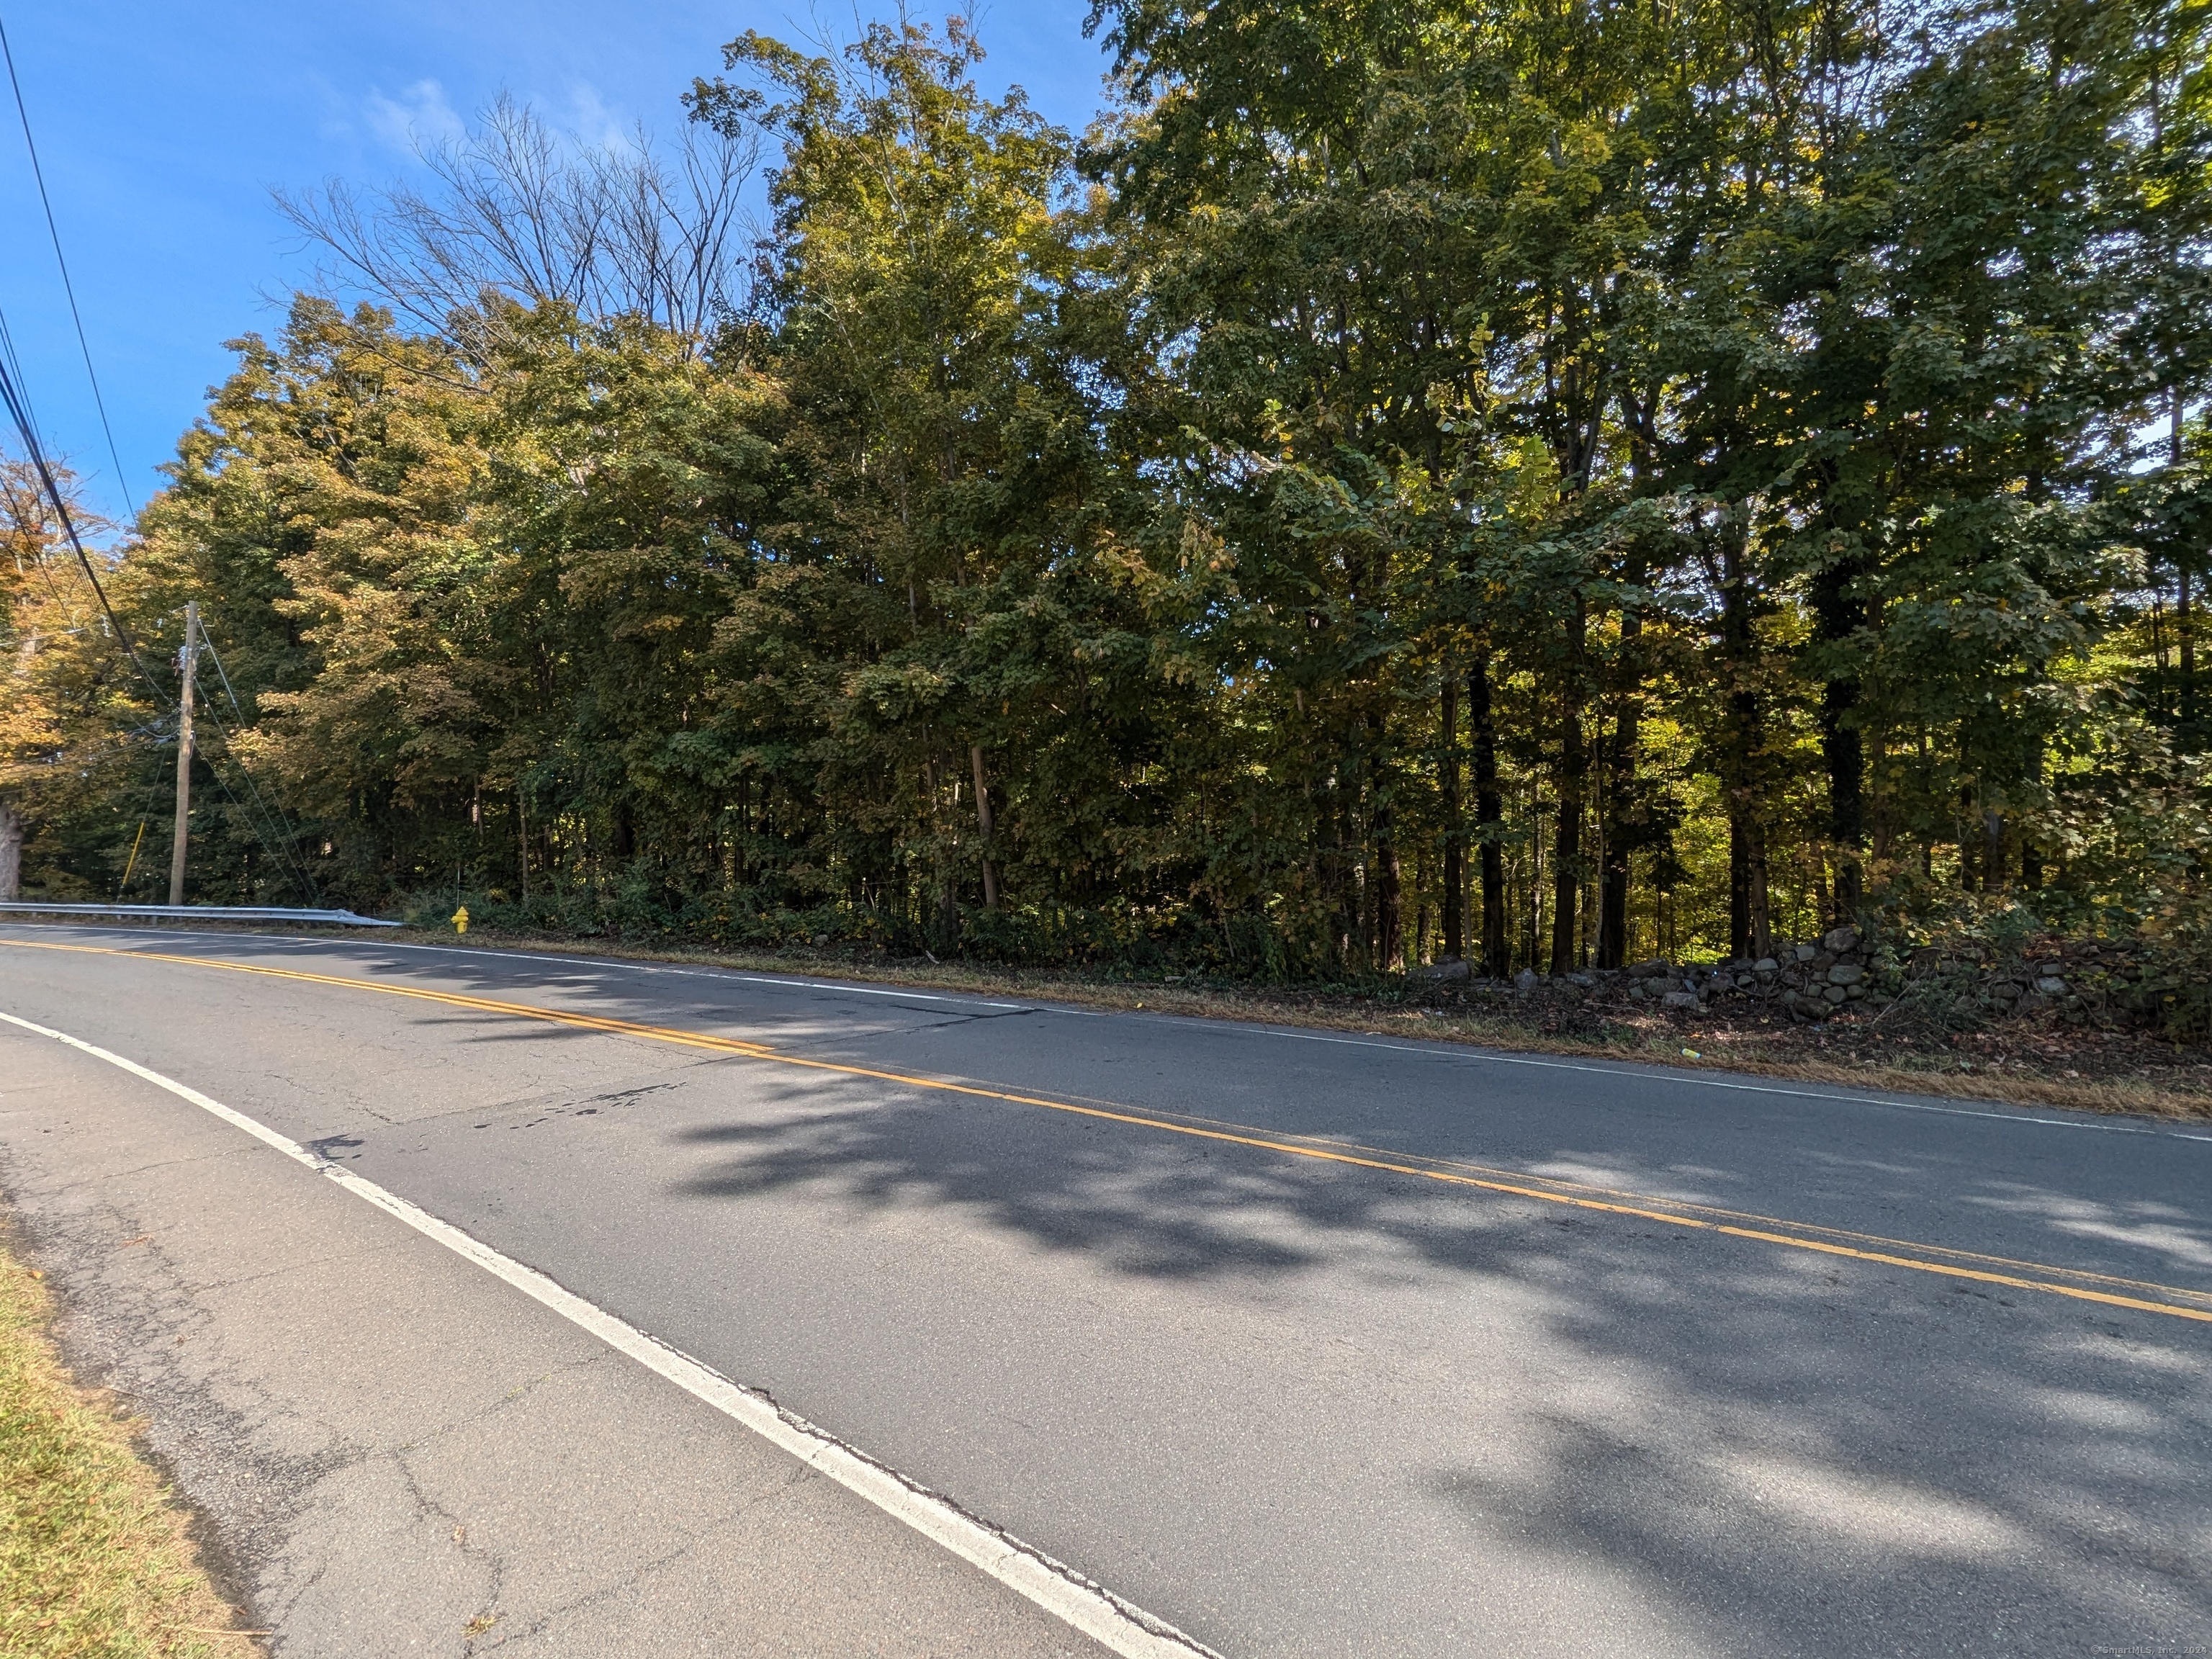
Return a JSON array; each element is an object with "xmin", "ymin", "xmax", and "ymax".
[{"xmin": 2, "ymin": 923, "xmax": 2208, "ymax": 1656}]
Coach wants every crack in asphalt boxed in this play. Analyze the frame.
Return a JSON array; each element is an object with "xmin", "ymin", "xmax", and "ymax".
[
  {"xmin": 464, "ymin": 1464, "xmax": 824, "ymax": 1653},
  {"xmin": 392, "ymin": 1454, "xmax": 507, "ymax": 1657}
]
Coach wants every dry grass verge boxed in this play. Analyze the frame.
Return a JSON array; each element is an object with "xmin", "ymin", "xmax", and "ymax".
[{"xmin": 0, "ymin": 1223, "xmax": 260, "ymax": 1658}]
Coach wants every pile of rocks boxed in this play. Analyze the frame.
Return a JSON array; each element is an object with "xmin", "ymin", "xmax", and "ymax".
[
  {"xmin": 1897, "ymin": 935, "xmax": 2171, "ymax": 1026},
  {"xmin": 1411, "ymin": 924, "xmax": 2170, "ymax": 1028},
  {"xmin": 1606, "ymin": 925, "xmax": 1889, "ymax": 1021}
]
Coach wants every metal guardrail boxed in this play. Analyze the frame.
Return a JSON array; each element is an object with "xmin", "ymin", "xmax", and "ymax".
[{"xmin": 0, "ymin": 902, "xmax": 402, "ymax": 928}]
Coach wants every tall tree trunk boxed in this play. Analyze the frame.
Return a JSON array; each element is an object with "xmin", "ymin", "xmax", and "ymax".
[
  {"xmin": 1344, "ymin": 729, "xmax": 1369, "ymax": 968},
  {"xmin": 2181, "ymin": 568, "xmax": 2197, "ymax": 732},
  {"xmin": 1728, "ymin": 809, "xmax": 1771, "ymax": 963},
  {"xmin": 1470, "ymin": 657, "xmax": 1506, "ymax": 977},
  {"xmin": 1527, "ymin": 789, "xmax": 1545, "ymax": 972},
  {"xmin": 2020, "ymin": 739, "xmax": 2044, "ymax": 890},
  {"xmin": 924, "ymin": 754, "xmax": 958, "ymax": 948},
  {"xmin": 2170, "ymin": 387, "xmax": 2198, "ymax": 729},
  {"xmin": 1440, "ymin": 673, "xmax": 1463, "ymax": 961},
  {"xmin": 1729, "ymin": 826, "xmax": 1749, "ymax": 961},
  {"xmin": 1812, "ymin": 558, "xmax": 1866, "ymax": 922},
  {"xmin": 1324, "ymin": 784, "xmax": 1354, "ymax": 971},
  {"xmin": 732, "ymin": 778, "xmax": 749, "ymax": 888},
  {"xmin": 1598, "ymin": 583, "xmax": 1643, "ymax": 970},
  {"xmin": 0, "ymin": 800, "xmax": 21, "ymax": 901},
  {"xmin": 1374, "ymin": 804, "xmax": 1403, "ymax": 971},
  {"xmin": 1366, "ymin": 713, "xmax": 1401, "ymax": 971},
  {"xmin": 969, "ymin": 743, "xmax": 1001, "ymax": 909},
  {"xmin": 1550, "ymin": 596, "xmax": 1586, "ymax": 975},
  {"xmin": 1597, "ymin": 716, "xmax": 1635, "ymax": 967},
  {"xmin": 1721, "ymin": 515, "xmax": 1771, "ymax": 961}
]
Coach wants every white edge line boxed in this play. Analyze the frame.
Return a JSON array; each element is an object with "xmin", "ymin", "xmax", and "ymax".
[
  {"xmin": 1239, "ymin": 1026, "xmax": 2193, "ymax": 1138},
  {"xmin": 1, "ymin": 923, "xmax": 1030, "ymax": 1012},
  {"xmin": 0, "ymin": 1009, "xmax": 1219, "ymax": 1659},
  {"xmin": 8, "ymin": 922, "xmax": 2201, "ymax": 1143},
  {"xmin": 325, "ymin": 935, "xmax": 1037, "ymax": 1010}
]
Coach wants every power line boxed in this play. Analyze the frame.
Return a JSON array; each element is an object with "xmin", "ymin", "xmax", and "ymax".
[
  {"xmin": 0, "ymin": 11, "xmax": 136, "ymax": 521},
  {"xmin": 189, "ymin": 713, "xmax": 321, "ymax": 905},
  {"xmin": 0, "ymin": 343, "xmax": 165, "ymax": 698},
  {"xmin": 196, "ymin": 629, "xmax": 323, "ymax": 902},
  {"xmin": 0, "ymin": 291, "xmax": 39, "ymax": 434},
  {"xmin": 2, "ymin": 341, "xmax": 320, "ymax": 902},
  {"xmin": 199, "ymin": 626, "xmax": 255, "ymax": 727},
  {"xmin": 0, "ymin": 34, "xmax": 315, "ymax": 904}
]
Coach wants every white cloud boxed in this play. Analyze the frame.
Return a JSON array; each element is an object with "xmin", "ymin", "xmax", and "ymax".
[
  {"xmin": 365, "ymin": 79, "xmax": 467, "ymax": 153},
  {"xmin": 561, "ymin": 81, "xmax": 635, "ymax": 153}
]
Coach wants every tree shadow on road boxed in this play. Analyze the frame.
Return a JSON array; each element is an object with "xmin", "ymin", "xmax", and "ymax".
[
  {"xmin": 136, "ymin": 934, "xmax": 2211, "ymax": 1654},
  {"xmin": 665, "ymin": 1081, "xmax": 2212, "ymax": 1658}
]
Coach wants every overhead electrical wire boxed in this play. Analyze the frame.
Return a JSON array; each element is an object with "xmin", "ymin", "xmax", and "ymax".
[
  {"xmin": 0, "ymin": 21, "xmax": 320, "ymax": 905},
  {"xmin": 188, "ymin": 718, "xmax": 320, "ymax": 905},
  {"xmin": 4, "ymin": 331, "xmax": 318, "ymax": 899},
  {"xmin": 196, "ymin": 629, "xmax": 323, "ymax": 902},
  {"xmin": 0, "ymin": 287, "xmax": 38, "ymax": 431},
  {"xmin": 0, "ymin": 343, "xmax": 164, "ymax": 698},
  {"xmin": 199, "ymin": 627, "xmax": 257, "ymax": 728},
  {"xmin": 0, "ymin": 10, "xmax": 137, "ymax": 521},
  {"xmin": 0, "ymin": 462, "xmax": 89, "ymax": 632}
]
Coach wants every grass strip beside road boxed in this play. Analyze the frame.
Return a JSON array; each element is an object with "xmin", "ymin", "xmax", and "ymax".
[{"xmin": 0, "ymin": 1228, "xmax": 259, "ymax": 1658}]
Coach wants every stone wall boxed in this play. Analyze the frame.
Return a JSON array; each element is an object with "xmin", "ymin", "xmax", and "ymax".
[{"xmin": 1416, "ymin": 928, "xmax": 2176, "ymax": 1029}]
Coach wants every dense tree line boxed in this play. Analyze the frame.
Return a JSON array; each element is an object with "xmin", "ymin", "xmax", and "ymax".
[{"xmin": 4, "ymin": 0, "xmax": 2208, "ymax": 987}]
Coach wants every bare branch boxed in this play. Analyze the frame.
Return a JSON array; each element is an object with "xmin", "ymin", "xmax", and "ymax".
[{"xmin": 274, "ymin": 94, "xmax": 764, "ymax": 349}]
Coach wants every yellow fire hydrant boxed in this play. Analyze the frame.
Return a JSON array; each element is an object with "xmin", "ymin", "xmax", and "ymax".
[{"xmin": 452, "ymin": 905, "xmax": 469, "ymax": 935}]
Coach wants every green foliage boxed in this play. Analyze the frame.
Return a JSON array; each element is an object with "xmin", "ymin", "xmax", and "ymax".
[{"xmin": 5, "ymin": 3, "xmax": 2209, "ymax": 1028}]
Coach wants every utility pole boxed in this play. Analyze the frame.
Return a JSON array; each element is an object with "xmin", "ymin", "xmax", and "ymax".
[{"xmin": 168, "ymin": 601, "xmax": 197, "ymax": 907}]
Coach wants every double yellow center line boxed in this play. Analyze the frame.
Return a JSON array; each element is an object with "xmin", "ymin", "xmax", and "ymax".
[{"xmin": 7, "ymin": 935, "xmax": 2211, "ymax": 1326}]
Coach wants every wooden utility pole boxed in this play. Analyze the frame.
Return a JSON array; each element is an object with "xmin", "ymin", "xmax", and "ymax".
[{"xmin": 168, "ymin": 601, "xmax": 198, "ymax": 906}]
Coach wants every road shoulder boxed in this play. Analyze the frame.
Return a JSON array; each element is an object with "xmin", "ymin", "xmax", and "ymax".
[{"xmin": 0, "ymin": 1022, "xmax": 1109, "ymax": 1658}]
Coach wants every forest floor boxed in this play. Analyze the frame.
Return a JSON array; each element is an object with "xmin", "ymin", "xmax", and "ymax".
[
  {"xmin": 0, "ymin": 1216, "xmax": 261, "ymax": 1659},
  {"xmin": 397, "ymin": 928, "xmax": 2212, "ymax": 1123}
]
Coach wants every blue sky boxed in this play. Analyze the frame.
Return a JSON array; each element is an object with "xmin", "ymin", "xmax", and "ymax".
[{"xmin": 0, "ymin": 2, "xmax": 1108, "ymax": 526}]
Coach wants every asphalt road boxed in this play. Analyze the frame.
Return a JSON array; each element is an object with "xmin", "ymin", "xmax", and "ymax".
[{"xmin": 3, "ymin": 922, "xmax": 2208, "ymax": 1658}]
